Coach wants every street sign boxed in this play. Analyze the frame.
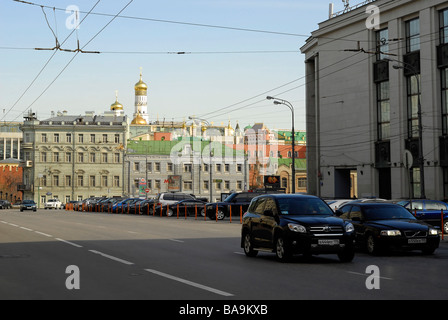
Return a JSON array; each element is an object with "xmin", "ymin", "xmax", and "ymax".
[
  {"xmin": 145, "ymin": 188, "xmax": 150, "ymax": 193},
  {"xmin": 403, "ymin": 150, "xmax": 413, "ymax": 169}
]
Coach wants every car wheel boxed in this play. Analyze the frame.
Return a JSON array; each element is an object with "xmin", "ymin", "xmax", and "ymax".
[
  {"xmin": 243, "ymin": 232, "xmax": 258, "ymax": 257},
  {"xmin": 20, "ymin": 209, "xmax": 23, "ymax": 212},
  {"xmin": 166, "ymin": 209, "xmax": 174, "ymax": 217},
  {"xmin": 444, "ymin": 221, "xmax": 448, "ymax": 234},
  {"xmin": 366, "ymin": 234, "xmax": 380, "ymax": 255},
  {"xmin": 200, "ymin": 208, "xmax": 206, "ymax": 217},
  {"xmin": 275, "ymin": 236, "xmax": 292, "ymax": 262},
  {"xmin": 216, "ymin": 210, "xmax": 225, "ymax": 220}
]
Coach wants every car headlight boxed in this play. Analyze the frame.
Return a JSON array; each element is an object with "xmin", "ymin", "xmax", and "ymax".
[
  {"xmin": 429, "ymin": 228, "xmax": 439, "ymax": 236},
  {"xmin": 380, "ymin": 230, "xmax": 401, "ymax": 236},
  {"xmin": 345, "ymin": 222, "xmax": 354, "ymax": 233},
  {"xmin": 288, "ymin": 223, "xmax": 306, "ymax": 233}
]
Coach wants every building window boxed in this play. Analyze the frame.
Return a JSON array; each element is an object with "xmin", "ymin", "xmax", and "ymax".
[
  {"xmin": 114, "ymin": 134, "xmax": 120, "ymax": 143},
  {"xmin": 377, "ymin": 81, "xmax": 390, "ymax": 140},
  {"xmin": 203, "ymin": 180, "xmax": 209, "ymax": 190},
  {"xmin": 90, "ymin": 134, "xmax": 95, "ymax": 143},
  {"xmin": 90, "ymin": 153, "xmax": 96, "ymax": 163},
  {"xmin": 147, "ymin": 162, "xmax": 152, "ymax": 172},
  {"xmin": 224, "ymin": 180, "xmax": 230, "ymax": 190},
  {"xmin": 66, "ymin": 133, "xmax": 72, "ymax": 143},
  {"xmin": 114, "ymin": 153, "xmax": 120, "ymax": 163},
  {"xmin": 184, "ymin": 164, "xmax": 192, "ymax": 172},
  {"xmin": 155, "ymin": 179, "xmax": 161, "ymax": 189},
  {"xmin": 53, "ymin": 175, "xmax": 59, "ymax": 187},
  {"xmin": 155, "ymin": 162, "xmax": 160, "ymax": 172},
  {"xmin": 102, "ymin": 134, "xmax": 108, "ymax": 143},
  {"xmin": 133, "ymin": 162, "xmax": 140, "ymax": 171},
  {"xmin": 237, "ymin": 164, "xmax": 242, "ymax": 172},
  {"xmin": 237, "ymin": 181, "xmax": 242, "ymax": 190},
  {"xmin": 66, "ymin": 152, "xmax": 72, "ymax": 163},
  {"xmin": 90, "ymin": 175, "xmax": 96, "ymax": 187},
  {"xmin": 224, "ymin": 164, "xmax": 230, "ymax": 172},
  {"xmin": 78, "ymin": 134, "xmax": 84, "ymax": 143},
  {"xmin": 78, "ymin": 152, "xmax": 84, "ymax": 163},
  {"xmin": 77, "ymin": 175, "xmax": 84, "ymax": 187},
  {"xmin": 298, "ymin": 177, "xmax": 307, "ymax": 189},
  {"xmin": 407, "ymin": 74, "xmax": 421, "ymax": 138},
  {"xmin": 53, "ymin": 152, "xmax": 60, "ymax": 162},
  {"xmin": 216, "ymin": 164, "xmax": 221, "ymax": 172},
  {"xmin": 411, "ymin": 168, "xmax": 421, "ymax": 198},
  {"xmin": 184, "ymin": 181, "xmax": 192, "ymax": 191},
  {"xmin": 41, "ymin": 152, "xmax": 47, "ymax": 162},
  {"xmin": 167, "ymin": 163, "xmax": 173, "ymax": 172},
  {"xmin": 102, "ymin": 176, "xmax": 108, "ymax": 187},
  {"xmin": 41, "ymin": 134, "xmax": 47, "ymax": 143},
  {"xmin": 65, "ymin": 175, "xmax": 71, "ymax": 187},
  {"xmin": 376, "ymin": 28, "xmax": 389, "ymax": 60},
  {"xmin": 406, "ymin": 18, "xmax": 420, "ymax": 53},
  {"xmin": 102, "ymin": 153, "xmax": 108, "ymax": 163},
  {"xmin": 54, "ymin": 134, "xmax": 59, "ymax": 143},
  {"xmin": 113, "ymin": 176, "xmax": 120, "ymax": 187}
]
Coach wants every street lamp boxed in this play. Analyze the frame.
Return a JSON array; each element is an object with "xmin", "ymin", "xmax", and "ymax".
[
  {"xmin": 189, "ymin": 116, "xmax": 214, "ymax": 202},
  {"xmin": 266, "ymin": 96, "xmax": 296, "ymax": 194},
  {"xmin": 391, "ymin": 60, "xmax": 425, "ymax": 199}
]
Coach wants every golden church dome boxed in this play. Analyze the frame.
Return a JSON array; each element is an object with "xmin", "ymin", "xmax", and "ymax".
[
  {"xmin": 110, "ymin": 93, "xmax": 123, "ymax": 111},
  {"xmin": 131, "ymin": 113, "xmax": 147, "ymax": 125},
  {"xmin": 135, "ymin": 70, "xmax": 148, "ymax": 93}
]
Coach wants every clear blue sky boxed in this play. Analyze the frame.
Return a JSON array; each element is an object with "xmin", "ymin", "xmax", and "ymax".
[{"xmin": 0, "ymin": 0, "xmax": 339, "ymax": 131}]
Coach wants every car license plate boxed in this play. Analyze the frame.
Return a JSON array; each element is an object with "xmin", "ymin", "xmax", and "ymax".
[
  {"xmin": 318, "ymin": 239, "xmax": 339, "ymax": 246},
  {"xmin": 408, "ymin": 238, "xmax": 426, "ymax": 244}
]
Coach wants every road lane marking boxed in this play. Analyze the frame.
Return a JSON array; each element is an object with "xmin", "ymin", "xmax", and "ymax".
[
  {"xmin": 347, "ymin": 271, "xmax": 393, "ymax": 280},
  {"xmin": 55, "ymin": 238, "xmax": 83, "ymax": 248},
  {"xmin": 144, "ymin": 268, "xmax": 234, "ymax": 297},
  {"xmin": 89, "ymin": 250, "xmax": 134, "ymax": 265},
  {"xmin": 169, "ymin": 239, "xmax": 184, "ymax": 243},
  {"xmin": 35, "ymin": 231, "xmax": 52, "ymax": 237},
  {"xmin": 20, "ymin": 227, "xmax": 33, "ymax": 231}
]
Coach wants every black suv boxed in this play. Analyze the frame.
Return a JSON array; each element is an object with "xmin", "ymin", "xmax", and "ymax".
[
  {"xmin": 205, "ymin": 191, "xmax": 279, "ymax": 220},
  {"xmin": 241, "ymin": 194, "xmax": 356, "ymax": 262}
]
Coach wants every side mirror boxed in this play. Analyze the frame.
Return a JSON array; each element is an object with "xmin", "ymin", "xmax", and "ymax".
[
  {"xmin": 335, "ymin": 209, "xmax": 343, "ymax": 216},
  {"xmin": 264, "ymin": 209, "xmax": 274, "ymax": 217}
]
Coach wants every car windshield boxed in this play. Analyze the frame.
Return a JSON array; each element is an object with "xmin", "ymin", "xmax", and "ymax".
[
  {"xmin": 363, "ymin": 205, "xmax": 416, "ymax": 221},
  {"xmin": 23, "ymin": 200, "xmax": 35, "ymax": 204},
  {"xmin": 277, "ymin": 198, "xmax": 334, "ymax": 216}
]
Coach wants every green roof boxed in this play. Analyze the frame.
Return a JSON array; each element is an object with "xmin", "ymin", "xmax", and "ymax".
[
  {"xmin": 276, "ymin": 157, "xmax": 307, "ymax": 170},
  {"xmin": 127, "ymin": 139, "xmax": 245, "ymax": 157}
]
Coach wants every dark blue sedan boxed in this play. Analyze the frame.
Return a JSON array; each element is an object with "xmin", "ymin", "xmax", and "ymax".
[{"xmin": 397, "ymin": 200, "xmax": 448, "ymax": 234}]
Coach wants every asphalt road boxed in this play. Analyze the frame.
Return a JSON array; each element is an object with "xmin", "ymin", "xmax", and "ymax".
[{"xmin": 0, "ymin": 208, "xmax": 447, "ymax": 301}]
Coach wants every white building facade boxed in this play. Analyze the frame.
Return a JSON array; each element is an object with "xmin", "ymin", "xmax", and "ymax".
[{"xmin": 301, "ymin": 0, "xmax": 448, "ymax": 200}]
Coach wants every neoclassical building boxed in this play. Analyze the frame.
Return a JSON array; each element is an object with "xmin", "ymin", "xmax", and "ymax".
[{"xmin": 20, "ymin": 110, "xmax": 127, "ymax": 205}]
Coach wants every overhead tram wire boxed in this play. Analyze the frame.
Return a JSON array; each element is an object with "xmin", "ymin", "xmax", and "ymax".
[
  {"xmin": 1, "ymin": 0, "xmax": 102, "ymax": 121},
  {"xmin": 9, "ymin": 0, "xmax": 134, "ymax": 122},
  {"xmin": 11, "ymin": 0, "xmax": 369, "ymax": 42}
]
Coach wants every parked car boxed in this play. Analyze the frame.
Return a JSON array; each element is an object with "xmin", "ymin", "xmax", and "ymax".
[
  {"xmin": 155, "ymin": 193, "xmax": 196, "ymax": 207},
  {"xmin": 325, "ymin": 199, "xmax": 352, "ymax": 211},
  {"xmin": 205, "ymin": 192, "xmax": 272, "ymax": 220},
  {"xmin": 111, "ymin": 198, "xmax": 139, "ymax": 213},
  {"xmin": 397, "ymin": 199, "xmax": 448, "ymax": 234},
  {"xmin": 336, "ymin": 203, "xmax": 440, "ymax": 255},
  {"xmin": 132, "ymin": 199, "xmax": 156, "ymax": 215},
  {"xmin": 44, "ymin": 199, "xmax": 62, "ymax": 209},
  {"xmin": 20, "ymin": 199, "xmax": 37, "ymax": 212},
  {"xmin": 0, "ymin": 200, "xmax": 12, "ymax": 209},
  {"xmin": 154, "ymin": 199, "xmax": 206, "ymax": 217},
  {"xmin": 241, "ymin": 194, "xmax": 356, "ymax": 262}
]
